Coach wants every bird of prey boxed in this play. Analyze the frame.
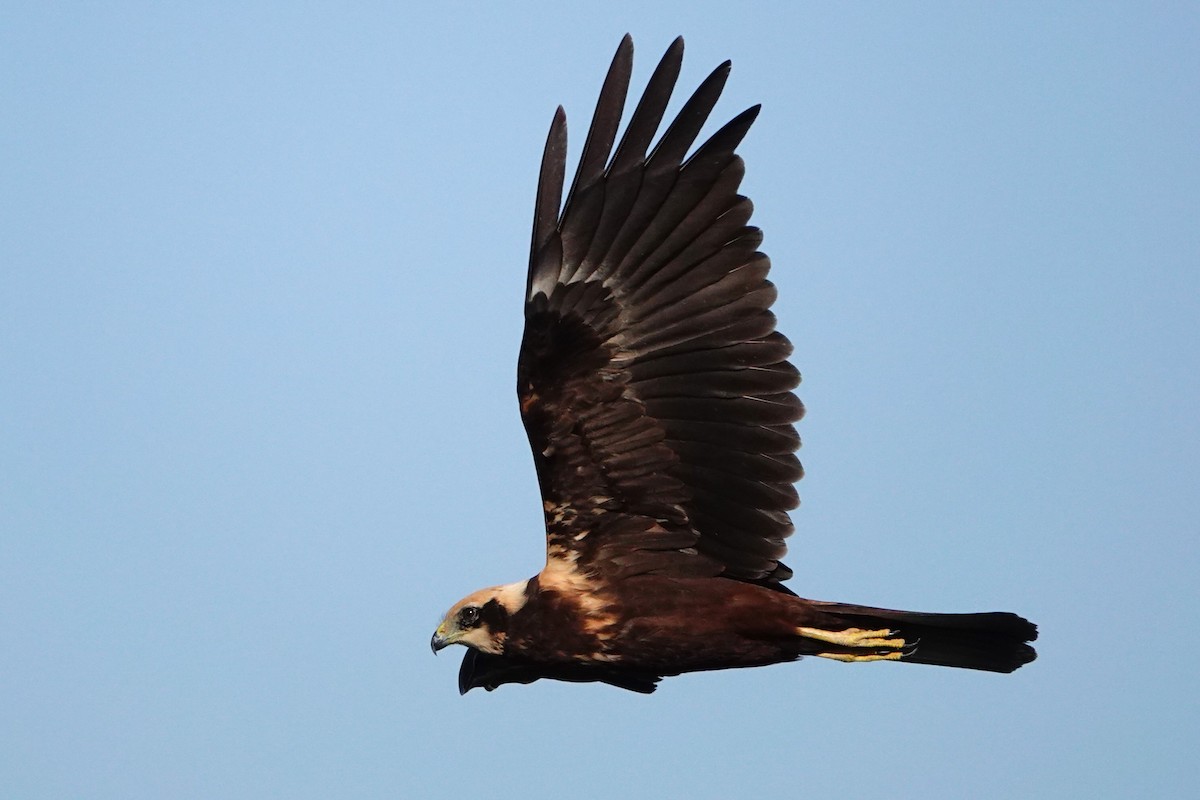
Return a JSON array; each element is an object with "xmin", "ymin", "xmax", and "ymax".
[{"xmin": 431, "ymin": 36, "xmax": 1037, "ymax": 694}]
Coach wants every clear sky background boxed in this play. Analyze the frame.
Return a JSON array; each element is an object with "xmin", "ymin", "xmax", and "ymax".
[{"xmin": 3, "ymin": 2, "xmax": 1198, "ymax": 798}]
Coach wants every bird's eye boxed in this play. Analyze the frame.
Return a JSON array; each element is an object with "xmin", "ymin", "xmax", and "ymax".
[{"xmin": 459, "ymin": 606, "xmax": 480, "ymax": 627}]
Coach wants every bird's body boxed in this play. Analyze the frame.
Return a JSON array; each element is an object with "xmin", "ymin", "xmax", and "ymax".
[
  {"xmin": 432, "ymin": 36, "xmax": 1037, "ymax": 693},
  {"xmin": 501, "ymin": 576, "xmax": 882, "ymax": 673},
  {"xmin": 442, "ymin": 571, "xmax": 1035, "ymax": 693}
]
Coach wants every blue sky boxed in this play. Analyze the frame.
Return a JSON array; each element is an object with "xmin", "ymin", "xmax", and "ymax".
[{"xmin": 3, "ymin": 2, "xmax": 1197, "ymax": 797}]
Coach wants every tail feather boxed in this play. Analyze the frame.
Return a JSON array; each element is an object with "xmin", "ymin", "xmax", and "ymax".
[{"xmin": 809, "ymin": 601, "xmax": 1038, "ymax": 673}]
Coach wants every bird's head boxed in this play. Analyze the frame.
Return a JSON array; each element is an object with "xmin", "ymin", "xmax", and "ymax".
[{"xmin": 431, "ymin": 581, "xmax": 528, "ymax": 656}]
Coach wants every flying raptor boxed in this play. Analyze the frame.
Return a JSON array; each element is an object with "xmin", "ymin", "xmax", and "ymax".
[{"xmin": 432, "ymin": 36, "xmax": 1038, "ymax": 694}]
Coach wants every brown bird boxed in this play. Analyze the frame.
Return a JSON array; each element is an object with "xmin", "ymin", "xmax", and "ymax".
[{"xmin": 431, "ymin": 35, "xmax": 1037, "ymax": 694}]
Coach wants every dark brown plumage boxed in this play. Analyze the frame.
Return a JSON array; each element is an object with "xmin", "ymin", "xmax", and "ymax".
[{"xmin": 431, "ymin": 35, "xmax": 1037, "ymax": 694}]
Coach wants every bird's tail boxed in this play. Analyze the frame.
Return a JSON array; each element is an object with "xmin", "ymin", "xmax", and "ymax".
[{"xmin": 799, "ymin": 601, "xmax": 1038, "ymax": 673}]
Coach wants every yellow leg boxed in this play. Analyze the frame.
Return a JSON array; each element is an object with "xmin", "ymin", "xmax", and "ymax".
[
  {"xmin": 816, "ymin": 650, "xmax": 904, "ymax": 663},
  {"xmin": 795, "ymin": 626, "xmax": 906, "ymax": 650}
]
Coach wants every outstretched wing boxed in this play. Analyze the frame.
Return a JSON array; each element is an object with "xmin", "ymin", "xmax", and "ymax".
[{"xmin": 519, "ymin": 36, "xmax": 803, "ymax": 588}]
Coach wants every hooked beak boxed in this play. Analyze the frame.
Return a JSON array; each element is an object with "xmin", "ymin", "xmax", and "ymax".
[{"xmin": 430, "ymin": 622, "xmax": 454, "ymax": 654}]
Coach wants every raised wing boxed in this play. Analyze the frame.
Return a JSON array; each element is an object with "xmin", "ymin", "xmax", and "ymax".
[{"xmin": 518, "ymin": 36, "xmax": 804, "ymax": 587}]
